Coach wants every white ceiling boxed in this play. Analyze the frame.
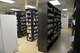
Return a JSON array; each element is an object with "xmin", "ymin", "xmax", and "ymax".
[
  {"xmin": 0, "ymin": 0, "xmax": 36, "ymax": 12},
  {"xmin": 0, "ymin": 0, "xmax": 74, "ymax": 13},
  {"xmin": 57, "ymin": 0, "xmax": 75, "ymax": 11}
]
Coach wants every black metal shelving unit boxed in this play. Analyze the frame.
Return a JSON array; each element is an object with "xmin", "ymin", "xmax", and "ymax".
[
  {"xmin": 38, "ymin": 2, "xmax": 61, "ymax": 53},
  {"xmin": 68, "ymin": 0, "xmax": 80, "ymax": 53},
  {"xmin": 26, "ymin": 9, "xmax": 38, "ymax": 42},
  {"xmin": 47, "ymin": 2, "xmax": 61, "ymax": 51},
  {"xmin": 73, "ymin": 0, "xmax": 80, "ymax": 53},
  {"xmin": 16, "ymin": 11, "xmax": 27, "ymax": 38}
]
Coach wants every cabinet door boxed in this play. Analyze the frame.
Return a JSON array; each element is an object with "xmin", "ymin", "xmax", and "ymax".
[
  {"xmin": 0, "ymin": 16, "xmax": 4, "ymax": 53},
  {"xmin": 0, "ymin": 15, "xmax": 18, "ymax": 53}
]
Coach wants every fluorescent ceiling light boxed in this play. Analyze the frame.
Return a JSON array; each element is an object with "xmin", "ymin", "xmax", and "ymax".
[
  {"xmin": 0, "ymin": 0, "xmax": 15, "ymax": 4},
  {"xmin": 25, "ymin": 5, "xmax": 36, "ymax": 9},
  {"xmin": 49, "ymin": 0, "xmax": 60, "ymax": 5},
  {"xmin": 10, "ymin": 8, "xmax": 20, "ymax": 11},
  {"xmin": 62, "ymin": 9, "xmax": 68, "ymax": 11}
]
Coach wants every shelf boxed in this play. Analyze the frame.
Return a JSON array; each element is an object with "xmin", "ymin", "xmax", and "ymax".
[
  {"xmin": 26, "ymin": 9, "xmax": 38, "ymax": 42},
  {"xmin": 47, "ymin": 2, "xmax": 61, "ymax": 51},
  {"xmin": 47, "ymin": 34, "xmax": 60, "ymax": 51},
  {"xmin": 38, "ymin": 2, "xmax": 61, "ymax": 52},
  {"xmin": 16, "ymin": 11, "xmax": 27, "ymax": 37}
]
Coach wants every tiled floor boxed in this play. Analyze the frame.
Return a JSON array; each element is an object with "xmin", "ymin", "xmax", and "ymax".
[
  {"xmin": 15, "ymin": 37, "xmax": 42, "ymax": 53},
  {"xmin": 49, "ymin": 28, "xmax": 72, "ymax": 53},
  {"xmin": 15, "ymin": 28, "xmax": 72, "ymax": 53}
]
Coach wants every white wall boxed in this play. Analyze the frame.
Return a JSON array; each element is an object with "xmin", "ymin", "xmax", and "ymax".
[{"xmin": 61, "ymin": 11, "xmax": 73, "ymax": 28}]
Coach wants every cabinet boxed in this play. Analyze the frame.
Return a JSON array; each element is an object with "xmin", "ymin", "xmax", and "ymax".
[{"xmin": 0, "ymin": 14, "xmax": 18, "ymax": 53}]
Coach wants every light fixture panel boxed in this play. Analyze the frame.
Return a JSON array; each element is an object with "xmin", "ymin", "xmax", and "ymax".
[
  {"xmin": 49, "ymin": 0, "xmax": 60, "ymax": 5},
  {"xmin": 0, "ymin": 0, "xmax": 15, "ymax": 3},
  {"xmin": 62, "ymin": 9, "xmax": 68, "ymax": 11},
  {"xmin": 25, "ymin": 5, "xmax": 36, "ymax": 9},
  {"xmin": 10, "ymin": 8, "xmax": 20, "ymax": 11}
]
